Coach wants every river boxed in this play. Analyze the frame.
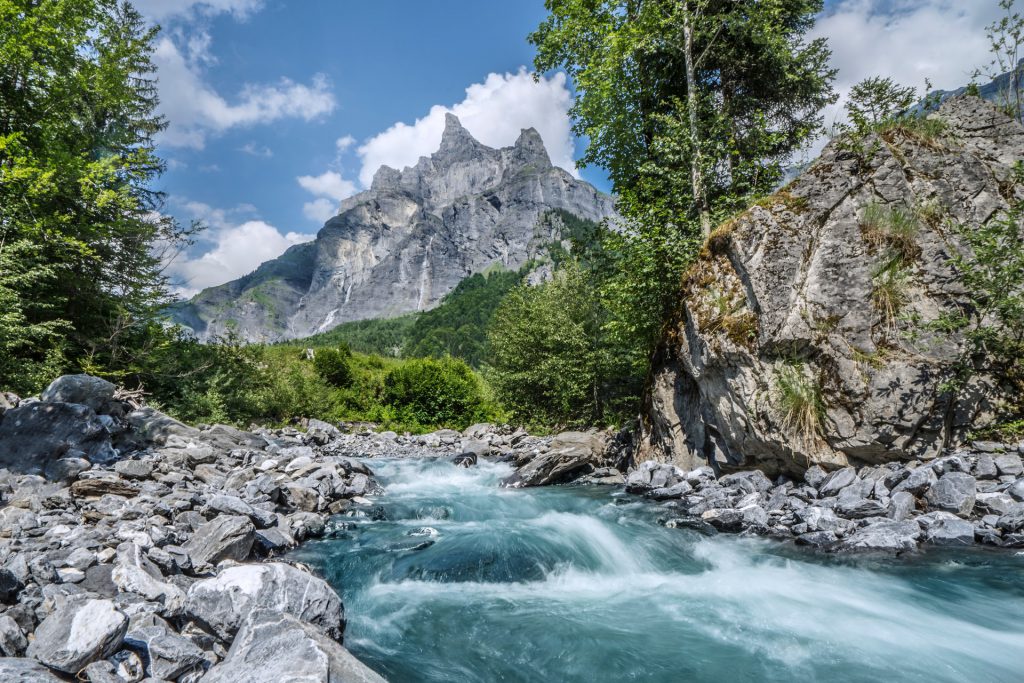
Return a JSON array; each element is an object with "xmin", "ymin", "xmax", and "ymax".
[{"xmin": 290, "ymin": 457, "xmax": 1024, "ymax": 682}]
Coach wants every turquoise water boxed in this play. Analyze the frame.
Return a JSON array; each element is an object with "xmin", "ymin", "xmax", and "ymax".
[{"xmin": 291, "ymin": 457, "xmax": 1024, "ymax": 683}]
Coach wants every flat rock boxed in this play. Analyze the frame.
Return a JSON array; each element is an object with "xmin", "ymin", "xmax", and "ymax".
[
  {"xmin": 186, "ymin": 562, "xmax": 344, "ymax": 642},
  {"xmin": 26, "ymin": 598, "xmax": 127, "ymax": 674},
  {"xmin": 839, "ymin": 520, "xmax": 921, "ymax": 553},
  {"xmin": 200, "ymin": 609, "xmax": 385, "ymax": 683},
  {"xmin": 994, "ymin": 453, "xmax": 1023, "ymax": 476},
  {"xmin": 0, "ymin": 657, "xmax": 64, "ymax": 681},
  {"xmin": 924, "ymin": 517, "xmax": 976, "ymax": 546}
]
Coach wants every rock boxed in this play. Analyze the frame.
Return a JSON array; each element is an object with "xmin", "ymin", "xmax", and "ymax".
[
  {"xmin": 720, "ymin": 469, "xmax": 773, "ymax": 494},
  {"xmin": 0, "ymin": 568, "xmax": 24, "ymax": 603},
  {"xmin": 924, "ymin": 517, "xmax": 976, "ymax": 546},
  {"xmin": 0, "ymin": 658, "xmax": 64, "ymax": 681},
  {"xmin": 636, "ymin": 97, "xmax": 1023, "ymax": 475},
  {"xmin": 460, "ymin": 439, "xmax": 490, "ymax": 458},
  {"xmin": 994, "ymin": 453, "xmax": 1023, "ymax": 476},
  {"xmin": 185, "ymin": 515, "xmax": 255, "ymax": 571},
  {"xmin": 974, "ymin": 454, "xmax": 998, "ymax": 479},
  {"xmin": 839, "ymin": 520, "xmax": 921, "ymax": 553},
  {"xmin": 648, "ymin": 481, "xmax": 693, "ymax": 500},
  {"xmin": 40, "ymin": 375, "xmax": 116, "ymax": 413},
  {"xmin": 185, "ymin": 563, "xmax": 344, "ymax": 642},
  {"xmin": 124, "ymin": 407, "xmax": 200, "ymax": 447},
  {"xmin": 892, "ymin": 467, "xmax": 937, "ymax": 496},
  {"xmin": 925, "ymin": 472, "xmax": 977, "ymax": 517},
  {"xmin": 124, "ymin": 625, "xmax": 206, "ymax": 680},
  {"xmin": 837, "ymin": 496, "xmax": 888, "ymax": 519},
  {"xmin": 887, "ymin": 491, "xmax": 916, "ymax": 521},
  {"xmin": 200, "ymin": 609, "xmax": 385, "ymax": 683},
  {"xmin": 818, "ymin": 468, "xmax": 858, "ymax": 497},
  {"xmin": 1008, "ymin": 479, "xmax": 1024, "ymax": 502},
  {"xmin": 0, "ymin": 402, "xmax": 116, "ymax": 475},
  {"xmin": 502, "ymin": 447, "xmax": 597, "ymax": 487},
  {"xmin": 976, "ymin": 491, "xmax": 1016, "ymax": 515},
  {"xmin": 111, "ymin": 543, "xmax": 185, "ymax": 614},
  {"xmin": 114, "ymin": 459, "xmax": 154, "ymax": 480},
  {"xmin": 996, "ymin": 504, "xmax": 1024, "ymax": 532},
  {"xmin": 0, "ymin": 615, "xmax": 26, "ymax": 656},
  {"xmin": 70, "ymin": 478, "xmax": 140, "ymax": 498},
  {"xmin": 26, "ymin": 598, "xmax": 128, "ymax": 674},
  {"xmin": 795, "ymin": 506, "xmax": 844, "ymax": 532},
  {"xmin": 450, "ymin": 453, "xmax": 477, "ymax": 468},
  {"xmin": 795, "ymin": 530, "xmax": 837, "ymax": 548},
  {"xmin": 701, "ymin": 508, "xmax": 745, "ymax": 532},
  {"xmin": 803, "ymin": 465, "xmax": 827, "ymax": 488}
]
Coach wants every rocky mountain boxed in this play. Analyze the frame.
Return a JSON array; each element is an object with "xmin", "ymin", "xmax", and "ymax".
[
  {"xmin": 638, "ymin": 96, "xmax": 1024, "ymax": 476},
  {"xmin": 170, "ymin": 114, "xmax": 616, "ymax": 342}
]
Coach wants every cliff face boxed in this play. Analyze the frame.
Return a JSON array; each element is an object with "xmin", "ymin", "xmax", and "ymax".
[
  {"xmin": 171, "ymin": 114, "xmax": 616, "ymax": 341},
  {"xmin": 639, "ymin": 96, "xmax": 1024, "ymax": 476}
]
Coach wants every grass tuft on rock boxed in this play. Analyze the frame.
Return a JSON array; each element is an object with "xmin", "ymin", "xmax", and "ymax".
[
  {"xmin": 860, "ymin": 202, "xmax": 920, "ymax": 263},
  {"xmin": 776, "ymin": 361, "xmax": 825, "ymax": 445}
]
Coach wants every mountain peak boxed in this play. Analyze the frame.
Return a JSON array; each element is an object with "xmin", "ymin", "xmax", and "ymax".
[
  {"xmin": 512, "ymin": 127, "xmax": 551, "ymax": 168},
  {"xmin": 438, "ymin": 113, "xmax": 481, "ymax": 155}
]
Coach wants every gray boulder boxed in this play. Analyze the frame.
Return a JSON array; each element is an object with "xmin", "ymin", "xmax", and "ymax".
[
  {"xmin": 40, "ymin": 374, "xmax": 116, "ymax": 413},
  {"xmin": 185, "ymin": 515, "xmax": 255, "ymax": 571},
  {"xmin": 114, "ymin": 459, "xmax": 154, "ymax": 480},
  {"xmin": 925, "ymin": 472, "xmax": 977, "ymax": 517},
  {"xmin": 26, "ymin": 598, "xmax": 127, "ymax": 674},
  {"xmin": 892, "ymin": 467, "xmax": 937, "ymax": 496},
  {"xmin": 995, "ymin": 453, "xmax": 1023, "ymax": 476},
  {"xmin": 185, "ymin": 562, "xmax": 344, "ymax": 642},
  {"xmin": 887, "ymin": 491, "xmax": 916, "ymax": 521},
  {"xmin": 200, "ymin": 609, "xmax": 385, "ymax": 683},
  {"xmin": 996, "ymin": 504, "xmax": 1024, "ymax": 532},
  {"xmin": 0, "ymin": 615, "xmax": 26, "ymax": 656},
  {"xmin": 0, "ymin": 658, "xmax": 64, "ymax": 682},
  {"xmin": 124, "ymin": 625, "xmax": 206, "ymax": 680},
  {"xmin": 111, "ymin": 543, "xmax": 185, "ymax": 614},
  {"xmin": 0, "ymin": 402, "xmax": 116, "ymax": 475},
  {"xmin": 924, "ymin": 517, "xmax": 976, "ymax": 546},
  {"xmin": 839, "ymin": 520, "xmax": 921, "ymax": 553},
  {"xmin": 819, "ymin": 468, "xmax": 858, "ymax": 497}
]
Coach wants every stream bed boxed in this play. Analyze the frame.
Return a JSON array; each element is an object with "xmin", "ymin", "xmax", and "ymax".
[{"xmin": 291, "ymin": 457, "xmax": 1024, "ymax": 682}]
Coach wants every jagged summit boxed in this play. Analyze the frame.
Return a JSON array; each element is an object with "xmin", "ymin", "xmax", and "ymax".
[{"xmin": 169, "ymin": 115, "xmax": 616, "ymax": 342}]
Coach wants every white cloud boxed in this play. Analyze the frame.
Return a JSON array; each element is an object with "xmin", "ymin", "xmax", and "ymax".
[
  {"xmin": 356, "ymin": 68, "xmax": 576, "ymax": 186},
  {"xmin": 133, "ymin": 0, "xmax": 263, "ymax": 22},
  {"xmin": 811, "ymin": 1, "xmax": 1000, "ymax": 136},
  {"xmin": 154, "ymin": 36, "xmax": 336, "ymax": 148},
  {"xmin": 165, "ymin": 201, "xmax": 314, "ymax": 296},
  {"xmin": 297, "ymin": 171, "xmax": 357, "ymax": 202},
  {"xmin": 302, "ymin": 198, "xmax": 338, "ymax": 223},
  {"xmin": 239, "ymin": 142, "xmax": 273, "ymax": 157},
  {"xmin": 335, "ymin": 135, "xmax": 356, "ymax": 152}
]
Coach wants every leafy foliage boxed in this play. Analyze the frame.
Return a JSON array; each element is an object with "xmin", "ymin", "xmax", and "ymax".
[
  {"xmin": 313, "ymin": 347, "xmax": 354, "ymax": 388},
  {"xmin": 383, "ymin": 357, "xmax": 489, "ymax": 430},
  {"xmin": 845, "ymin": 77, "xmax": 918, "ymax": 132}
]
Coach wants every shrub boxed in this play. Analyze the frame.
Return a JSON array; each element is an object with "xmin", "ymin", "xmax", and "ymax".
[
  {"xmin": 313, "ymin": 348, "xmax": 353, "ymax": 388},
  {"xmin": 860, "ymin": 202, "xmax": 920, "ymax": 263},
  {"xmin": 776, "ymin": 361, "xmax": 825, "ymax": 444},
  {"xmin": 383, "ymin": 357, "xmax": 486, "ymax": 428}
]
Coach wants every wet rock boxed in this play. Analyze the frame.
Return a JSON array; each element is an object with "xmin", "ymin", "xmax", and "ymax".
[
  {"xmin": 795, "ymin": 530, "xmax": 837, "ymax": 548},
  {"xmin": 701, "ymin": 508, "xmax": 744, "ymax": 532},
  {"xmin": 839, "ymin": 520, "xmax": 921, "ymax": 553},
  {"xmin": 185, "ymin": 563, "xmax": 344, "ymax": 642},
  {"xmin": 450, "ymin": 453, "xmax": 477, "ymax": 468},
  {"xmin": 200, "ymin": 609, "xmax": 385, "ymax": 683},
  {"xmin": 925, "ymin": 472, "xmax": 977, "ymax": 517},
  {"xmin": 26, "ymin": 598, "xmax": 128, "ymax": 674},
  {"xmin": 185, "ymin": 515, "xmax": 254, "ymax": 571},
  {"xmin": 923, "ymin": 517, "xmax": 976, "ymax": 546}
]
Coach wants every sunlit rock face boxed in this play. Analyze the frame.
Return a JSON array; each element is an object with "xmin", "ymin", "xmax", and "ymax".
[
  {"xmin": 640, "ymin": 96, "xmax": 1024, "ymax": 476},
  {"xmin": 170, "ymin": 114, "xmax": 616, "ymax": 342}
]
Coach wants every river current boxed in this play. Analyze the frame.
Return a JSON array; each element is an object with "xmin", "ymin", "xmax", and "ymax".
[{"xmin": 290, "ymin": 457, "xmax": 1024, "ymax": 682}]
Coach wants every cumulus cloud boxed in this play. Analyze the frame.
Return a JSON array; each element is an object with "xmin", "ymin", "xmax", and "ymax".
[
  {"xmin": 811, "ymin": 0, "xmax": 1000, "ymax": 134},
  {"xmin": 133, "ymin": 0, "xmax": 263, "ymax": 22},
  {"xmin": 238, "ymin": 142, "xmax": 273, "ymax": 157},
  {"xmin": 335, "ymin": 135, "xmax": 356, "ymax": 152},
  {"xmin": 302, "ymin": 198, "xmax": 338, "ymax": 224},
  {"xmin": 356, "ymin": 68, "xmax": 576, "ymax": 186},
  {"xmin": 165, "ymin": 201, "xmax": 314, "ymax": 296},
  {"xmin": 297, "ymin": 171, "xmax": 357, "ymax": 201}
]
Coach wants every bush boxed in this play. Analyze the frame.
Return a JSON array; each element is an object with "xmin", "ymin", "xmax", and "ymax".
[
  {"xmin": 776, "ymin": 361, "xmax": 825, "ymax": 444},
  {"xmin": 383, "ymin": 357, "xmax": 487, "ymax": 428},
  {"xmin": 313, "ymin": 347, "xmax": 353, "ymax": 387}
]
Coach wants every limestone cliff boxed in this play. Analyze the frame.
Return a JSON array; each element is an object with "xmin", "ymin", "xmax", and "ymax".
[
  {"xmin": 171, "ymin": 114, "xmax": 616, "ymax": 341},
  {"xmin": 640, "ymin": 96, "xmax": 1024, "ymax": 476}
]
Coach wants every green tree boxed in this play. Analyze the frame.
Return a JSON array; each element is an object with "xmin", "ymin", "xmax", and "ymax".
[
  {"xmin": 530, "ymin": 0, "xmax": 836, "ymax": 355},
  {"xmin": 0, "ymin": 0, "xmax": 196, "ymax": 391},
  {"xmin": 313, "ymin": 347, "xmax": 354, "ymax": 388},
  {"xmin": 383, "ymin": 357, "xmax": 486, "ymax": 428},
  {"xmin": 844, "ymin": 77, "xmax": 917, "ymax": 133},
  {"xmin": 487, "ymin": 261, "xmax": 641, "ymax": 426},
  {"xmin": 975, "ymin": 0, "xmax": 1024, "ymax": 122}
]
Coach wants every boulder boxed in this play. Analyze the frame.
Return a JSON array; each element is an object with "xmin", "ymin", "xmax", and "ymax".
[
  {"xmin": 70, "ymin": 477, "xmax": 139, "ymax": 498},
  {"xmin": 0, "ymin": 658, "xmax": 64, "ymax": 682},
  {"xmin": 502, "ymin": 446, "xmax": 597, "ymax": 488},
  {"xmin": 185, "ymin": 563, "xmax": 344, "ymax": 642},
  {"xmin": 996, "ymin": 504, "xmax": 1024, "ymax": 533},
  {"xmin": 0, "ymin": 615, "xmax": 26, "ymax": 656},
  {"xmin": 892, "ymin": 467, "xmax": 937, "ymax": 496},
  {"xmin": 818, "ymin": 468, "xmax": 858, "ymax": 497},
  {"xmin": 114, "ymin": 459, "xmax": 154, "ymax": 480},
  {"xmin": 0, "ymin": 402, "xmax": 116, "ymax": 475},
  {"xmin": 124, "ymin": 625, "xmax": 206, "ymax": 680},
  {"xmin": 994, "ymin": 453, "xmax": 1023, "ymax": 477},
  {"xmin": 125, "ymin": 407, "xmax": 200, "ymax": 446},
  {"xmin": 185, "ymin": 515, "xmax": 255, "ymax": 571},
  {"xmin": 111, "ymin": 543, "xmax": 185, "ymax": 614},
  {"xmin": 200, "ymin": 609, "xmax": 385, "ymax": 683},
  {"xmin": 450, "ymin": 453, "xmax": 477, "ymax": 468},
  {"xmin": 839, "ymin": 520, "xmax": 921, "ymax": 553},
  {"xmin": 924, "ymin": 472, "xmax": 977, "ymax": 517},
  {"xmin": 26, "ymin": 598, "xmax": 127, "ymax": 674},
  {"xmin": 923, "ymin": 517, "xmax": 976, "ymax": 546},
  {"xmin": 40, "ymin": 375, "xmax": 116, "ymax": 414}
]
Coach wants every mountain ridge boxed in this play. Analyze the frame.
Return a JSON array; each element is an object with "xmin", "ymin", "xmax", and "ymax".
[{"xmin": 170, "ymin": 115, "xmax": 615, "ymax": 342}]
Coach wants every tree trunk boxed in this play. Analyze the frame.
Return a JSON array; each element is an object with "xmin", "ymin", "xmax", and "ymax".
[{"xmin": 682, "ymin": 4, "xmax": 711, "ymax": 237}]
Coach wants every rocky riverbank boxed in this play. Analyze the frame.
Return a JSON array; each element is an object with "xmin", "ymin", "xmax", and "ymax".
[{"xmin": 2, "ymin": 374, "xmax": 1023, "ymax": 680}]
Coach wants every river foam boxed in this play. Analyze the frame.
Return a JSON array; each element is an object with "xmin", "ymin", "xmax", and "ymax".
[{"xmin": 292, "ymin": 457, "xmax": 1024, "ymax": 682}]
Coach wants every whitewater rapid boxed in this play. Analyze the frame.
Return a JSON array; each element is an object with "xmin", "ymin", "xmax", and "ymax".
[{"xmin": 291, "ymin": 457, "xmax": 1024, "ymax": 683}]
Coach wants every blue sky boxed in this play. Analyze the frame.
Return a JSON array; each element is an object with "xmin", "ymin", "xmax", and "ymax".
[{"xmin": 141, "ymin": 0, "xmax": 1002, "ymax": 296}]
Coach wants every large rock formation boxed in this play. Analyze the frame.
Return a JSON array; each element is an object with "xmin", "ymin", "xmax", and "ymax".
[
  {"xmin": 640, "ymin": 96, "xmax": 1024, "ymax": 476},
  {"xmin": 171, "ymin": 114, "xmax": 616, "ymax": 341}
]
